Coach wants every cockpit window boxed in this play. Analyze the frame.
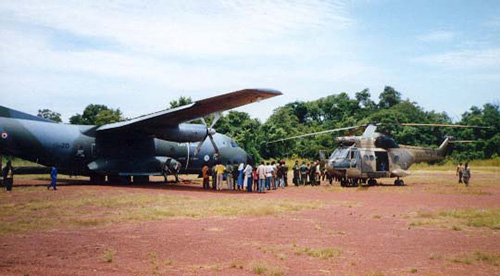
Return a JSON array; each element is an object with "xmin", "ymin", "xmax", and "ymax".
[
  {"xmin": 330, "ymin": 148, "xmax": 348, "ymax": 159},
  {"xmin": 230, "ymin": 140, "xmax": 239, "ymax": 148}
]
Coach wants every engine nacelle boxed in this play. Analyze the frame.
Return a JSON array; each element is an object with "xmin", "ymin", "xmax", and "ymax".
[{"xmin": 153, "ymin": 123, "xmax": 208, "ymax": 142}]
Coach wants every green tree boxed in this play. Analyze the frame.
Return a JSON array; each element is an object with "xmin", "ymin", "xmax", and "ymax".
[
  {"xmin": 70, "ymin": 104, "xmax": 123, "ymax": 126},
  {"xmin": 37, "ymin": 109, "xmax": 62, "ymax": 123},
  {"xmin": 378, "ymin": 86, "xmax": 401, "ymax": 109},
  {"xmin": 169, "ymin": 96, "xmax": 193, "ymax": 109}
]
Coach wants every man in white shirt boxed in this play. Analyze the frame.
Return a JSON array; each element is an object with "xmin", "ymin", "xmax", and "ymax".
[
  {"xmin": 256, "ymin": 162, "xmax": 266, "ymax": 193},
  {"xmin": 265, "ymin": 162, "xmax": 273, "ymax": 191}
]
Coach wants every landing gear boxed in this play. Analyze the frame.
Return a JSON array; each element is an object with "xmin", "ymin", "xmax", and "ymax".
[
  {"xmin": 90, "ymin": 174, "xmax": 106, "ymax": 184},
  {"xmin": 394, "ymin": 178, "xmax": 405, "ymax": 186},
  {"xmin": 340, "ymin": 178, "xmax": 359, "ymax": 187},
  {"xmin": 367, "ymin": 178, "xmax": 377, "ymax": 186},
  {"xmin": 134, "ymin": 175, "xmax": 149, "ymax": 184}
]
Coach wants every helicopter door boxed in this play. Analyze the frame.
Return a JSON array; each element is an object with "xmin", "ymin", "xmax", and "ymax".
[
  {"xmin": 375, "ymin": 151, "xmax": 389, "ymax": 172},
  {"xmin": 348, "ymin": 150, "xmax": 359, "ymax": 169}
]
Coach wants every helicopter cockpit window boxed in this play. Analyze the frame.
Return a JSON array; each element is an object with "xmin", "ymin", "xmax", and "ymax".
[
  {"xmin": 350, "ymin": 151, "xmax": 357, "ymax": 159},
  {"xmin": 330, "ymin": 148, "xmax": 348, "ymax": 159}
]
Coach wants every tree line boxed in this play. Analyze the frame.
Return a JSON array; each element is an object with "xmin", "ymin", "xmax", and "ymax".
[{"xmin": 38, "ymin": 86, "xmax": 500, "ymax": 163}]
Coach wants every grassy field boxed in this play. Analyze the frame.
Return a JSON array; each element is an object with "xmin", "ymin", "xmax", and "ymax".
[{"xmin": 0, "ymin": 189, "xmax": 324, "ymax": 236}]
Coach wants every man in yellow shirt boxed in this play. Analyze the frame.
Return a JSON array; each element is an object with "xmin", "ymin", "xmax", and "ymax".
[{"xmin": 215, "ymin": 162, "xmax": 226, "ymax": 190}]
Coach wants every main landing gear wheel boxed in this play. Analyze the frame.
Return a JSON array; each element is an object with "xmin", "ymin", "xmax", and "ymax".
[
  {"xmin": 367, "ymin": 178, "xmax": 377, "ymax": 186},
  {"xmin": 394, "ymin": 179, "xmax": 405, "ymax": 186}
]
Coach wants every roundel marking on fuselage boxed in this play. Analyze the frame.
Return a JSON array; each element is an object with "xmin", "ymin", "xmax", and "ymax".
[
  {"xmin": 204, "ymin": 155, "xmax": 210, "ymax": 162},
  {"xmin": 1, "ymin": 132, "xmax": 8, "ymax": 139}
]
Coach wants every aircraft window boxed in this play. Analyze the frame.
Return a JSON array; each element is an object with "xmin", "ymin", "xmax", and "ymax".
[
  {"xmin": 394, "ymin": 155, "xmax": 400, "ymax": 162},
  {"xmin": 331, "ymin": 148, "xmax": 348, "ymax": 159},
  {"xmin": 364, "ymin": 155, "xmax": 368, "ymax": 161},
  {"xmin": 350, "ymin": 151, "xmax": 357, "ymax": 159},
  {"xmin": 369, "ymin": 155, "xmax": 374, "ymax": 161},
  {"xmin": 230, "ymin": 140, "xmax": 238, "ymax": 148}
]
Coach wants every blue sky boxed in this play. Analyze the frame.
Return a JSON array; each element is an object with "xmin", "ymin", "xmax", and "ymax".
[{"xmin": 1, "ymin": 0, "xmax": 499, "ymax": 123}]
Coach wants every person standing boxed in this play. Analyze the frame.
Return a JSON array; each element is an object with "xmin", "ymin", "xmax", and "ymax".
[
  {"xmin": 463, "ymin": 162, "xmax": 471, "ymax": 187},
  {"xmin": 47, "ymin": 166, "xmax": 58, "ymax": 191},
  {"xmin": 316, "ymin": 160, "xmax": 321, "ymax": 185},
  {"xmin": 300, "ymin": 161, "xmax": 307, "ymax": 185},
  {"xmin": 226, "ymin": 162, "xmax": 234, "ymax": 190},
  {"xmin": 173, "ymin": 162, "xmax": 180, "ymax": 183},
  {"xmin": 211, "ymin": 165, "xmax": 217, "ymax": 190},
  {"xmin": 257, "ymin": 162, "xmax": 266, "ymax": 193},
  {"xmin": 244, "ymin": 163, "xmax": 253, "ymax": 192},
  {"xmin": 293, "ymin": 161, "xmax": 300, "ymax": 186},
  {"xmin": 265, "ymin": 162, "xmax": 273, "ymax": 190},
  {"xmin": 237, "ymin": 163, "xmax": 244, "ymax": 190},
  {"xmin": 202, "ymin": 164, "xmax": 210, "ymax": 189},
  {"xmin": 310, "ymin": 162, "xmax": 317, "ymax": 186},
  {"xmin": 2, "ymin": 161, "xmax": 14, "ymax": 192},
  {"xmin": 456, "ymin": 162, "xmax": 464, "ymax": 184},
  {"xmin": 271, "ymin": 161, "xmax": 278, "ymax": 190},
  {"xmin": 282, "ymin": 160, "xmax": 289, "ymax": 187},
  {"xmin": 232, "ymin": 162, "xmax": 239, "ymax": 190},
  {"xmin": 215, "ymin": 162, "xmax": 226, "ymax": 190},
  {"xmin": 252, "ymin": 167, "xmax": 258, "ymax": 192},
  {"xmin": 276, "ymin": 162, "xmax": 283, "ymax": 189}
]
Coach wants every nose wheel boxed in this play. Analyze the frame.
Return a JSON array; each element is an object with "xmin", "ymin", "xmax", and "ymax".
[{"xmin": 394, "ymin": 178, "xmax": 405, "ymax": 186}]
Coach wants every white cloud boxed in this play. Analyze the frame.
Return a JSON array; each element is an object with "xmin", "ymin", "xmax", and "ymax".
[
  {"xmin": 417, "ymin": 30, "xmax": 456, "ymax": 43},
  {"xmin": 412, "ymin": 48, "xmax": 500, "ymax": 69}
]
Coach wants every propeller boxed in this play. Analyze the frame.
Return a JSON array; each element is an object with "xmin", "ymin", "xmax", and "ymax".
[{"xmin": 194, "ymin": 112, "xmax": 222, "ymax": 157}]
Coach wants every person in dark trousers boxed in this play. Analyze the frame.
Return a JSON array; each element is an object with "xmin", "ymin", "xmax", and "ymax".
[
  {"xmin": 310, "ymin": 161, "xmax": 317, "ymax": 186},
  {"xmin": 463, "ymin": 162, "xmax": 471, "ymax": 187},
  {"xmin": 47, "ymin": 166, "xmax": 58, "ymax": 190},
  {"xmin": 456, "ymin": 162, "xmax": 464, "ymax": 184},
  {"xmin": 202, "ymin": 164, "xmax": 210, "ymax": 189},
  {"xmin": 299, "ymin": 161, "xmax": 307, "ymax": 185},
  {"xmin": 281, "ymin": 160, "xmax": 288, "ymax": 187},
  {"xmin": 293, "ymin": 161, "xmax": 300, "ymax": 186},
  {"xmin": 3, "ymin": 160, "xmax": 14, "ymax": 192}
]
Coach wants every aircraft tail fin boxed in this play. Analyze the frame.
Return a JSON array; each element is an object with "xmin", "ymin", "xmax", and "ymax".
[{"xmin": 0, "ymin": 106, "xmax": 53, "ymax": 123}]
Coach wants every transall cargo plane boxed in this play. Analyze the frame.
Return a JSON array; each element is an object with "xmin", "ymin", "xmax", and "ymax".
[{"xmin": 0, "ymin": 89, "xmax": 281, "ymax": 184}]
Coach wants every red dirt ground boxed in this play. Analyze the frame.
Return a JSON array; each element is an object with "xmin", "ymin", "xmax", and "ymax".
[{"xmin": 1, "ymin": 170, "xmax": 499, "ymax": 275}]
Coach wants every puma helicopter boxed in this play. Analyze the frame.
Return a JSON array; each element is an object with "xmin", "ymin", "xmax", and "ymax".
[{"xmin": 269, "ymin": 123, "xmax": 486, "ymax": 187}]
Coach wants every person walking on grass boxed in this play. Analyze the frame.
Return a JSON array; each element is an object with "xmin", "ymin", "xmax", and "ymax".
[
  {"xmin": 456, "ymin": 162, "xmax": 464, "ymax": 184},
  {"xmin": 3, "ymin": 161, "xmax": 14, "ymax": 192},
  {"xmin": 463, "ymin": 162, "xmax": 471, "ymax": 187},
  {"xmin": 47, "ymin": 166, "xmax": 58, "ymax": 191}
]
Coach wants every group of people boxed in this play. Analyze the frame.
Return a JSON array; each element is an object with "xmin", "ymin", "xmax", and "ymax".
[
  {"xmin": 292, "ymin": 160, "xmax": 325, "ymax": 186},
  {"xmin": 201, "ymin": 160, "xmax": 289, "ymax": 193},
  {"xmin": 1, "ymin": 161, "xmax": 58, "ymax": 192},
  {"xmin": 456, "ymin": 162, "xmax": 472, "ymax": 186}
]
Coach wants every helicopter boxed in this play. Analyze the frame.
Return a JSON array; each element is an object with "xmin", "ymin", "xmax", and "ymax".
[{"xmin": 269, "ymin": 123, "xmax": 486, "ymax": 187}]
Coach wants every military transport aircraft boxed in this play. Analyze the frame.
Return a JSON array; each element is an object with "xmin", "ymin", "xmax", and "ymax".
[
  {"xmin": 269, "ymin": 123, "xmax": 486, "ymax": 187},
  {"xmin": 0, "ymin": 89, "xmax": 281, "ymax": 184}
]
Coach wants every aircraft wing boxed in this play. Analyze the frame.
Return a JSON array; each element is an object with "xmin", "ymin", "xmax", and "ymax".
[{"xmin": 97, "ymin": 88, "xmax": 281, "ymax": 133}]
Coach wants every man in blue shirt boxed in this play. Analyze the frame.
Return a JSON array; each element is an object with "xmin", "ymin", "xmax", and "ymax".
[{"xmin": 47, "ymin": 166, "xmax": 58, "ymax": 190}]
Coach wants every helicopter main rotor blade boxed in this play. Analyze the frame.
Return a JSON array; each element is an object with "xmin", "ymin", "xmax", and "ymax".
[
  {"xmin": 266, "ymin": 125, "xmax": 362, "ymax": 144},
  {"xmin": 397, "ymin": 123, "xmax": 490, "ymax": 128}
]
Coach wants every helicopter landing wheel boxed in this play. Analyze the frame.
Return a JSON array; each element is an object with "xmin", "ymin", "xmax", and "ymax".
[
  {"xmin": 368, "ymin": 178, "xmax": 377, "ymax": 186},
  {"xmin": 394, "ymin": 179, "xmax": 405, "ymax": 186}
]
